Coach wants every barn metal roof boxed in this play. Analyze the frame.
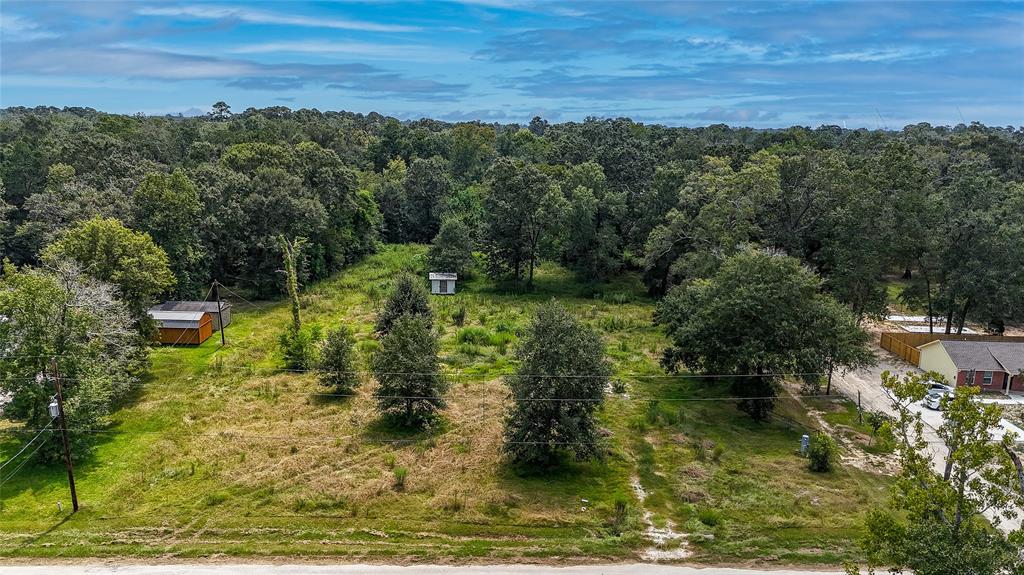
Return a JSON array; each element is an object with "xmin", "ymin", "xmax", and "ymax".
[
  {"xmin": 147, "ymin": 309, "xmax": 208, "ymax": 323},
  {"xmin": 155, "ymin": 300, "xmax": 230, "ymax": 312},
  {"xmin": 429, "ymin": 272, "xmax": 457, "ymax": 280}
]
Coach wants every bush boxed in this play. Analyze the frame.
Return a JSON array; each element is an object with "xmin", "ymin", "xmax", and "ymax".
[
  {"xmin": 608, "ymin": 292, "xmax": 632, "ymax": 305},
  {"xmin": 607, "ymin": 496, "xmax": 630, "ymax": 535},
  {"xmin": 866, "ymin": 410, "xmax": 891, "ymax": 437},
  {"xmin": 280, "ymin": 325, "xmax": 322, "ymax": 370},
  {"xmin": 808, "ymin": 431, "xmax": 838, "ymax": 472},
  {"xmin": 393, "ymin": 466, "xmax": 408, "ymax": 490},
  {"xmin": 698, "ymin": 507, "xmax": 722, "ymax": 527},
  {"xmin": 487, "ymin": 331, "xmax": 515, "ymax": 347},
  {"xmin": 456, "ymin": 326, "xmax": 491, "ymax": 345},
  {"xmin": 645, "ymin": 400, "xmax": 660, "ymax": 424},
  {"xmin": 452, "ymin": 305, "xmax": 466, "ymax": 326}
]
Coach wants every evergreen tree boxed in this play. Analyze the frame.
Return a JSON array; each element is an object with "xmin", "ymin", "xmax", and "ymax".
[
  {"xmin": 503, "ymin": 301, "xmax": 610, "ymax": 467},
  {"xmin": 427, "ymin": 216, "xmax": 474, "ymax": 277},
  {"xmin": 375, "ymin": 273, "xmax": 432, "ymax": 335},
  {"xmin": 318, "ymin": 325, "xmax": 359, "ymax": 394},
  {"xmin": 372, "ymin": 315, "xmax": 447, "ymax": 427}
]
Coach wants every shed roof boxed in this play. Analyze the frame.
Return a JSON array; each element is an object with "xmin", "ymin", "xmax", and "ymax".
[
  {"xmin": 147, "ymin": 309, "xmax": 208, "ymax": 323},
  {"xmin": 155, "ymin": 300, "xmax": 230, "ymax": 312},
  {"xmin": 429, "ymin": 272, "xmax": 457, "ymax": 280},
  {"xmin": 934, "ymin": 340, "xmax": 1024, "ymax": 373}
]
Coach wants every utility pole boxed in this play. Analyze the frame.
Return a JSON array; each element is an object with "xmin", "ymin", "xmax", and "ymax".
[
  {"xmin": 49, "ymin": 358, "xmax": 78, "ymax": 512},
  {"xmin": 213, "ymin": 280, "xmax": 226, "ymax": 346}
]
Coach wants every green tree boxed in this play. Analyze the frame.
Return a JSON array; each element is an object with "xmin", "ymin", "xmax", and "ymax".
[
  {"xmin": 14, "ymin": 163, "xmax": 133, "ymax": 261},
  {"xmin": 318, "ymin": 325, "xmax": 360, "ymax": 394},
  {"xmin": 656, "ymin": 249, "xmax": 870, "ymax": 420},
  {"xmin": 427, "ymin": 216, "xmax": 474, "ymax": 277},
  {"xmin": 133, "ymin": 169, "xmax": 207, "ymax": 297},
  {"xmin": 481, "ymin": 158, "xmax": 564, "ymax": 288},
  {"xmin": 642, "ymin": 152, "xmax": 780, "ymax": 295},
  {"xmin": 503, "ymin": 301, "xmax": 610, "ymax": 467},
  {"xmin": 558, "ymin": 162, "xmax": 626, "ymax": 281},
  {"xmin": 373, "ymin": 158, "xmax": 410, "ymax": 243},
  {"xmin": 874, "ymin": 142, "xmax": 933, "ymax": 280},
  {"xmin": 450, "ymin": 123, "xmax": 495, "ymax": 183},
  {"xmin": 277, "ymin": 234, "xmax": 317, "ymax": 369},
  {"xmin": 209, "ymin": 101, "xmax": 232, "ymax": 120},
  {"xmin": 278, "ymin": 235, "xmax": 305, "ymax": 332},
  {"xmin": 851, "ymin": 372, "xmax": 1024, "ymax": 574},
  {"xmin": 0, "ymin": 181, "xmax": 11, "ymax": 255},
  {"xmin": 375, "ymin": 273, "xmax": 432, "ymax": 335},
  {"xmin": 371, "ymin": 315, "xmax": 447, "ymax": 427},
  {"xmin": 0, "ymin": 260, "xmax": 146, "ymax": 459},
  {"xmin": 41, "ymin": 216, "xmax": 175, "ymax": 323},
  {"xmin": 404, "ymin": 156, "xmax": 452, "ymax": 242}
]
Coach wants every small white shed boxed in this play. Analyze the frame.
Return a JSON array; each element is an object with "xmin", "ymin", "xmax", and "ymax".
[{"xmin": 429, "ymin": 272, "xmax": 457, "ymax": 295}]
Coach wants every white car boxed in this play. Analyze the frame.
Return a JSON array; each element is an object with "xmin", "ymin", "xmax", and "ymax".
[
  {"xmin": 925, "ymin": 381, "xmax": 954, "ymax": 395},
  {"xmin": 924, "ymin": 389, "xmax": 952, "ymax": 410}
]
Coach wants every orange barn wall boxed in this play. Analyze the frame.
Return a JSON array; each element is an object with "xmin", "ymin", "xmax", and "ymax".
[{"xmin": 154, "ymin": 314, "xmax": 214, "ymax": 345}]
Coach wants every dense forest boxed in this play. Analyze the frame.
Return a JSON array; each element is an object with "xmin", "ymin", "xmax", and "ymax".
[{"xmin": 3, "ymin": 104, "xmax": 1021, "ymax": 331}]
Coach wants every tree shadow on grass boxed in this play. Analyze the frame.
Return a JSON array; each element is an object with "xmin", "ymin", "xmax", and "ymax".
[
  {"xmin": 361, "ymin": 414, "xmax": 450, "ymax": 448},
  {"xmin": 308, "ymin": 391, "xmax": 356, "ymax": 407}
]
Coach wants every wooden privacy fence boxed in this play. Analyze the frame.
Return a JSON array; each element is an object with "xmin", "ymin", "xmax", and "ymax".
[{"xmin": 879, "ymin": 332, "xmax": 1024, "ymax": 366}]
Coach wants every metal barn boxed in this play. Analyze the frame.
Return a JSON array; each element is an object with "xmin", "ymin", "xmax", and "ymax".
[
  {"xmin": 153, "ymin": 300, "xmax": 231, "ymax": 331},
  {"xmin": 147, "ymin": 309, "xmax": 214, "ymax": 345}
]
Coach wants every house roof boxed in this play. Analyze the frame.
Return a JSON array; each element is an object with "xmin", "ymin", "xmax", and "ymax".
[
  {"xmin": 429, "ymin": 272, "xmax": 457, "ymax": 280},
  {"xmin": 934, "ymin": 340, "xmax": 1024, "ymax": 374}
]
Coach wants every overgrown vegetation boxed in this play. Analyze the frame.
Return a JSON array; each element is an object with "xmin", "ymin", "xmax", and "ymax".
[
  {"xmin": 0, "ymin": 246, "xmax": 891, "ymax": 562},
  {"xmin": 2, "ymin": 106, "xmax": 1020, "ymax": 564}
]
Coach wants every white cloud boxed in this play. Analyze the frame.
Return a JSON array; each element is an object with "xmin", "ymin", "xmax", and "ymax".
[
  {"xmin": 228, "ymin": 40, "xmax": 468, "ymax": 62},
  {"xmin": 136, "ymin": 5, "xmax": 420, "ymax": 33},
  {"xmin": 819, "ymin": 46, "xmax": 946, "ymax": 63},
  {"xmin": 0, "ymin": 14, "xmax": 59, "ymax": 41}
]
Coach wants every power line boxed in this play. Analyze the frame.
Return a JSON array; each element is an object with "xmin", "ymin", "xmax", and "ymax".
[
  {"xmin": 0, "ymin": 419, "xmax": 54, "ymax": 473},
  {"xmin": 215, "ymin": 283, "xmax": 269, "ymax": 312},
  {"xmin": 0, "ymin": 431, "xmax": 51, "ymax": 486},
  {"xmin": 1, "ymin": 392, "xmax": 836, "ymax": 438},
  {"xmin": 6, "ymin": 351, "xmax": 823, "ymax": 378}
]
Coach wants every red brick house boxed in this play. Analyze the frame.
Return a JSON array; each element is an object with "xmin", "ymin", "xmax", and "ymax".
[{"xmin": 918, "ymin": 340, "xmax": 1024, "ymax": 393}]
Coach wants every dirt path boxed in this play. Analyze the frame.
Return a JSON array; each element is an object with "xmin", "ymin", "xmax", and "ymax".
[
  {"xmin": 630, "ymin": 476, "xmax": 690, "ymax": 561},
  {"xmin": 787, "ymin": 384, "xmax": 898, "ymax": 475}
]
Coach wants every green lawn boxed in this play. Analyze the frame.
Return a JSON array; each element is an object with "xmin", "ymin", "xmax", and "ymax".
[{"xmin": 0, "ymin": 245, "xmax": 891, "ymax": 564}]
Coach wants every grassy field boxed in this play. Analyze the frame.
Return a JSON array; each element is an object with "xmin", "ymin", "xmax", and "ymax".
[{"xmin": 0, "ymin": 245, "xmax": 891, "ymax": 564}]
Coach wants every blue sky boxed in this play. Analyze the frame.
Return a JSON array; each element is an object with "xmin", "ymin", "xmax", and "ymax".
[{"xmin": 1, "ymin": 0, "xmax": 1021, "ymax": 127}]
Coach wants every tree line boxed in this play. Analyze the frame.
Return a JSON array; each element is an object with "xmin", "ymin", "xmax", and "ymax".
[
  {"xmin": 1, "ymin": 103, "xmax": 1023, "ymax": 451},
  {"xmin": 2, "ymin": 105, "xmax": 1021, "ymax": 330}
]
